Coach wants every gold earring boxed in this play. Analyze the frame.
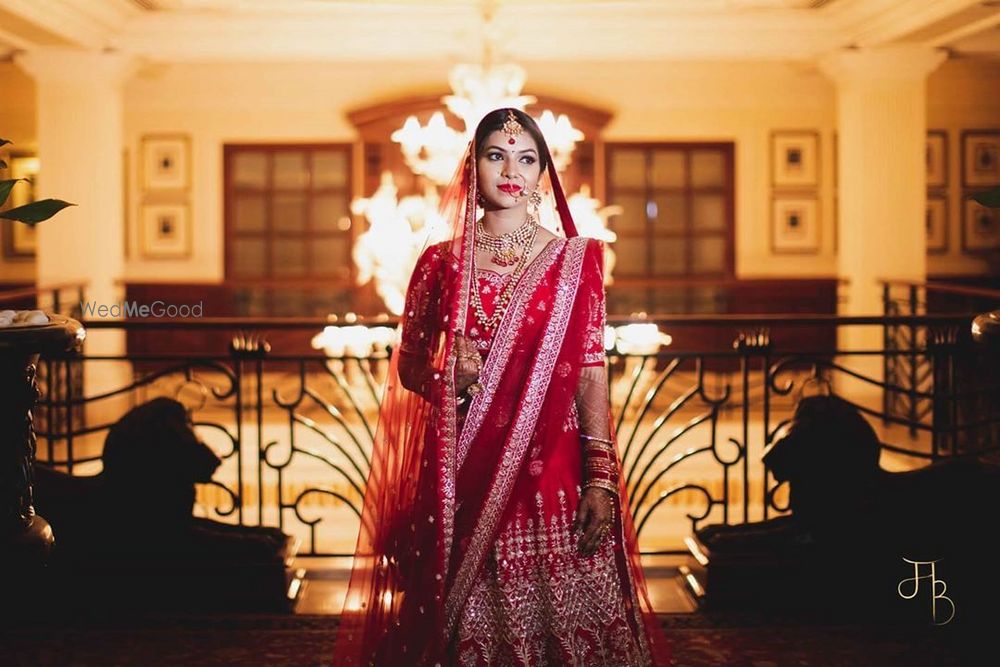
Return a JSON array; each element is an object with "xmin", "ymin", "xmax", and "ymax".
[
  {"xmin": 528, "ymin": 189, "xmax": 542, "ymax": 213},
  {"xmin": 476, "ymin": 191, "xmax": 486, "ymax": 207}
]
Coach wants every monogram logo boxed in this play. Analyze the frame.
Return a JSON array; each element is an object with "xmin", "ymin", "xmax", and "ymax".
[{"xmin": 897, "ymin": 558, "xmax": 956, "ymax": 625}]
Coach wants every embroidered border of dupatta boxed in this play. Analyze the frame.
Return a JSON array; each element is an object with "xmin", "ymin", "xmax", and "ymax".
[{"xmin": 443, "ymin": 235, "xmax": 589, "ymax": 640}]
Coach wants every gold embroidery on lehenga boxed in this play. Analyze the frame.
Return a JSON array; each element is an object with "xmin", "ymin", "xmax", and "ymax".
[
  {"xmin": 562, "ymin": 401, "xmax": 579, "ymax": 433},
  {"xmin": 455, "ymin": 487, "xmax": 651, "ymax": 666}
]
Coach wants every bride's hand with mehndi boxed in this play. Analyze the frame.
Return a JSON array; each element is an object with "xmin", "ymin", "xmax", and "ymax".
[
  {"xmin": 573, "ymin": 487, "xmax": 616, "ymax": 557},
  {"xmin": 454, "ymin": 334, "xmax": 482, "ymax": 396}
]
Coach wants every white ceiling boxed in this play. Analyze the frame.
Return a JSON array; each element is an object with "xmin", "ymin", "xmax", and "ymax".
[
  {"xmin": 143, "ymin": 1, "xmax": 837, "ymax": 10},
  {"xmin": 0, "ymin": 0, "xmax": 998, "ymax": 62}
]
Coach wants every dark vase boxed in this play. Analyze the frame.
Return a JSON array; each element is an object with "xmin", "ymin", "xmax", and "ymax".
[{"xmin": 0, "ymin": 315, "xmax": 84, "ymax": 573}]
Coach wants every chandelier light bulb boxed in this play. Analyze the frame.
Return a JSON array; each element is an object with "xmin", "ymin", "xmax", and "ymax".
[{"xmin": 391, "ymin": 116, "xmax": 425, "ymax": 156}]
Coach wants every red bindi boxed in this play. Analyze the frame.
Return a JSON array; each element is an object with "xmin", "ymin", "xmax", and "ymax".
[{"xmin": 508, "ymin": 137, "xmax": 516, "ymax": 144}]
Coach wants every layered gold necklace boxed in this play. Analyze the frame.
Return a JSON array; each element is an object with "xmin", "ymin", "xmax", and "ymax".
[
  {"xmin": 475, "ymin": 214, "xmax": 536, "ymax": 267},
  {"xmin": 471, "ymin": 219, "xmax": 539, "ymax": 333}
]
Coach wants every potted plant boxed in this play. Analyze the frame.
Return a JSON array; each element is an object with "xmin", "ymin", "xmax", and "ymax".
[{"xmin": 0, "ymin": 137, "xmax": 81, "ymax": 598}]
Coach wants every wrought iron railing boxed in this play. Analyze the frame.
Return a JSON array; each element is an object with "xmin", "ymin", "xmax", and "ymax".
[
  {"xmin": 881, "ymin": 279, "xmax": 1000, "ymax": 438},
  {"xmin": 31, "ymin": 314, "xmax": 996, "ymax": 557}
]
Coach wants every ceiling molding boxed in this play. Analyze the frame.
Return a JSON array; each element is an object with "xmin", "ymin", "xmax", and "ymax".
[
  {"xmin": 914, "ymin": 6, "xmax": 1000, "ymax": 46},
  {"xmin": 0, "ymin": 0, "xmax": 996, "ymax": 63},
  {"xmin": 0, "ymin": 0, "xmax": 111, "ymax": 49},
  {"xmin": 113, "ymin": 5, "xmax": 841, "ymax": 62},
  {"xmin": 834, "ymin": 0, "xmax": 986, "ymax": 47},
  {"xmin": 0, "ymin": 3, "xmax": 78, "ymax": 48},
  {"xmin": 947, "ymin": 23, "xmax": 1000, "ymax": 58}
]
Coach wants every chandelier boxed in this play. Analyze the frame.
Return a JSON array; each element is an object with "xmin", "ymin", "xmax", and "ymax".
[
  {"xmin": 348, "ymin": 1, "xmax": 617, "ymax": 318},
  {"xmin": 391, "ymin": 62, "xmax": 583, "ymax": 186},
  {"xmin": 349, "ymin": 172, "xmax": 450, "ymax": 316},
  {"xmin": 350, "ymin": 170, "xmax": 623, "ymax": 318},
  {"xmin": 390, "ymin": 0, "xmax": 583, "ymax": 186}
]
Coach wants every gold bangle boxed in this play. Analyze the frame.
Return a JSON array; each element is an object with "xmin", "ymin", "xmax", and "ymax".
[{"xmin": 583, "ymin": 479, "xmax": 619, "ymax": 496}]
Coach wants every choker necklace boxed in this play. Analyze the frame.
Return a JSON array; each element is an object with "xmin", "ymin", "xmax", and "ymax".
[
  {"xmin": 471, "ymin": 222, "xmax": 539, "ymax": 333},
  {"xmin": 475, "ymin": 215, "xmax": 537, "ymax": 267}
]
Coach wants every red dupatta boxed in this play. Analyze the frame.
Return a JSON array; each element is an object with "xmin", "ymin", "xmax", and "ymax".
[{"xmin": 333, "ymin": 114, "xmax": 671, "ymax": 666}]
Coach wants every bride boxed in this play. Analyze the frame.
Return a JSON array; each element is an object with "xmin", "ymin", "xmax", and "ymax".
[{"xmin": 333, "ymin": 108, "xmax": 673, "ymax": 666}]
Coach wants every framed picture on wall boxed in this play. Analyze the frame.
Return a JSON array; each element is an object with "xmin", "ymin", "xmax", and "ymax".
[
  {"xmin": 961, "ymin": 130, "xmax": 1000, "ymax": 187},
  {"xmin": 123, "ymin": 149, "xmax": 130, "ymax": 259},
  {"xmin": 6, "ymin": 221, "xmax": 36, "ymax": 258},
  {"xmin": 832, "ymin": 131, "xmax": 838, "ymax": 190},
  {"xmin": 926, "ymin": 130, "xmax": 948, "ymax": 188},
  {"xmin": 771, "ymin": 130, "xmax": 819, "ymax": 188},
  {"xmin": 925, "ymin": 194, "xmax": 948, "ymax": 253},
  {"xmin": 832, "ymin": 130, "xmax": 838, "ymax": 253},
  {"xmin": 1, "ymin": 152, "xmax": 40, "ymax": 259},
  {"xmin": 140, "ymin": 203, "xmax": 191, "ymax": 259},
  {"xmin": 832, "ymin": 193, "xmax": 838, "ymax": 254},
  {"xmin": 141, "ymin": 134, "xmax": 191, "ymax": 191},
  {"xmin": 771, "ymin": 195, "xmax": 820, "ymax": 254},
  {"xmin": 962, "ymin": 198, "xmax": 999, "ymax": 253}
]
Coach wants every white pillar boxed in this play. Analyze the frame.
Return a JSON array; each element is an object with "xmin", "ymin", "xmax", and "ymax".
[
  {"xmin": 16, "ymin": 49, "xmax": 134, "ymax": 426},
  {"xmin": 820, "ymin": 46, "xmax": 946, "ymax": 407}
]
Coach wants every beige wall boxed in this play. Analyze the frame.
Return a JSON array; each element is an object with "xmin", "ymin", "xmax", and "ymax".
[
  {"xmin": 0, "ymin": 64, "xmax": 38, "ymax": 282},
  {"xmin": 531, "ymin": 60, "xmax": 838, "ymax": 279},
  {"xmin": 120, "ymin": 60, "xmax": 445, "ymax": 282},
  {"xmin": 2, "ymin": 57, "xmax": 998, "ymax": 285},
  {"xmin": 926, "ymin": 59, "xmax": 1000, "ymax": 276},
  {"xmin": 0, "ymin": 63, "xmax": 35, "ymax": 145}
]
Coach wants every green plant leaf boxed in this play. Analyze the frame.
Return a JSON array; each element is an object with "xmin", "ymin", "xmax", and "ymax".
[
  {"xmin": 971, "ymin": 185, "xmax": 1000, "ymax": 209},
  {"xmin": 0, "ymin": 178, "xmax": 23, "ymax": 206},
  {"xmin": 0, "ymin": 198, "xmax": 76, "ymax": 224}
]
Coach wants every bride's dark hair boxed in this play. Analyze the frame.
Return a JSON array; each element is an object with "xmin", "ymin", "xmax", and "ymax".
[{"xmin": 473, "ymin": 108, "xmax": 550, "ymax": 174}]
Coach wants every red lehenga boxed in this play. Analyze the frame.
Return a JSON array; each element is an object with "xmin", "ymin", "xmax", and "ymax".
[{"xmin": 333, "ymin": 134, "xmax": 672, "ymax": 666}]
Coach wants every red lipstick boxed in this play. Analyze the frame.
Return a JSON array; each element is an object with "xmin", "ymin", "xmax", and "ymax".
[{"xmin": 498, "ymin": 183, "xmax": 522, "ymax": 194}]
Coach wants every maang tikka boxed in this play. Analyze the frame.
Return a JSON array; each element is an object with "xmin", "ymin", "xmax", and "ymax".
[{"xmin": 501, "ymin": 110, "xmax": 523, "ymax": 145}]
